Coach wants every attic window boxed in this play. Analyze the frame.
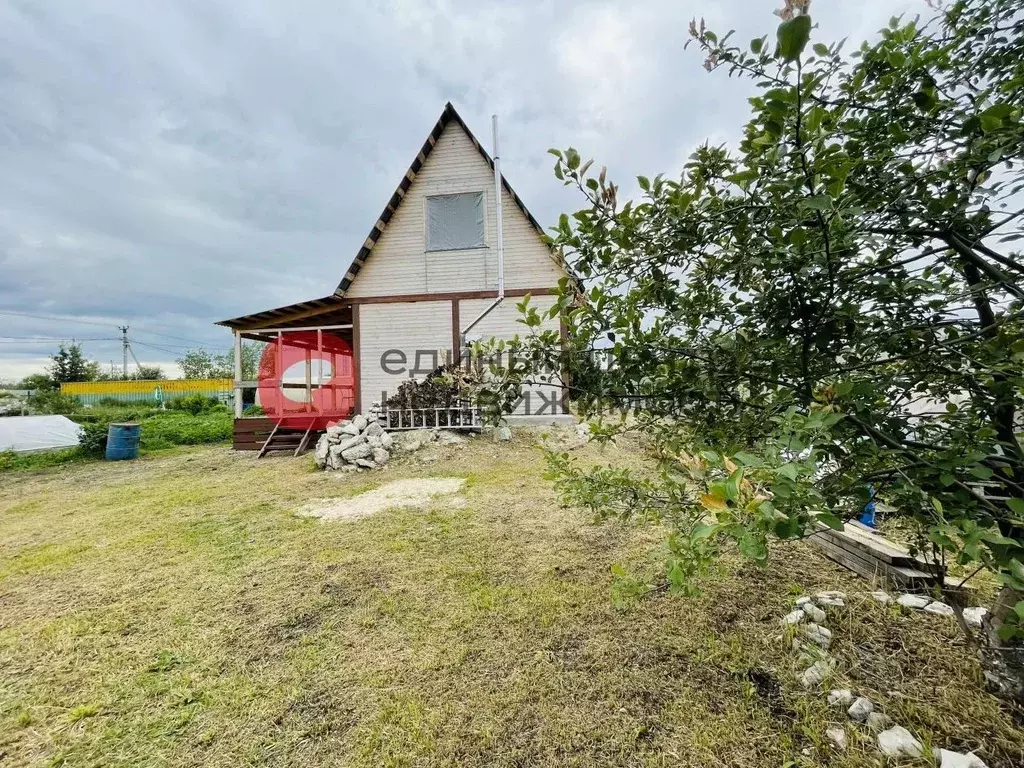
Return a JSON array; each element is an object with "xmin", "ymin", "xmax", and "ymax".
[{"xmin": 426, "ymin": 192, "xmax": 485, "ymax": 251}]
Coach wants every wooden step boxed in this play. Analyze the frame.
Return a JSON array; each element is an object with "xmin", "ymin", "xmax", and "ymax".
[{"xmin": 233, "ymin": 417, "xmax": 322, "ymax": 453}]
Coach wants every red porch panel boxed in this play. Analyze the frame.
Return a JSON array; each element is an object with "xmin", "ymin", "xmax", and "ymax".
[{"xmin": 257, "ymin": 330, "xmax": 355, "ymax": 429}]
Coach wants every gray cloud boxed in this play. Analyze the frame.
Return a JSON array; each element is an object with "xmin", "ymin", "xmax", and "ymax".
[{"xmin": 0, "ymin": 0, "xmax": 923, "ymax": 378}]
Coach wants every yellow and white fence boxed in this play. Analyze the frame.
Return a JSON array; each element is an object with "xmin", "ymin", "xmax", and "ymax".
[{"xmin": 61, "ymin": 378, "xmax": 234, "ymax": 406}]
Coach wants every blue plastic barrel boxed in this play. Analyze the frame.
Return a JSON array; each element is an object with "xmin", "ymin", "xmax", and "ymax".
[{"xmin": 105, "ymin": 423, "xmax": 141, "ymax": 460}]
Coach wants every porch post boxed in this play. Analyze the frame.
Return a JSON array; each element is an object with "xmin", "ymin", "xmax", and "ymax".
[
  {"xmin": 315, "ymin": 331, "xmax": 323, "ymax": 403},
  {"xmin": 331, "ymin": 352, "xmax": 337, "ymax": 411},
  {"xmin": 233, "ymin": 330, "xmax": 242, "ymax": 418},
  {"xmin": 276, "ymin": 332, "xmax": 283, "ymax": 411},
  {"xmin": 304, "ymin": 348, "xmax": 312, "ymax": 412}
]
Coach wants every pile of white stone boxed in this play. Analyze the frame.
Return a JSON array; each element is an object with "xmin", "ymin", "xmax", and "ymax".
[
  {"xmin": 784, "ymin": 590, "xmax": 991, "ymax": 766},
  {"xmin": 313, "ymin": 415, "xmax": 393, "ymax": 471}
]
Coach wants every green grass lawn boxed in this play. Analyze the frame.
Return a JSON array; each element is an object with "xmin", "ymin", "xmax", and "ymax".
[
  {"xmin": 0, "ymin": 408, "xmax": 232, "ymax": 472},
  {"xmin": 0, "ymin": 432, "xmax": 1021, "ymax": 767}
]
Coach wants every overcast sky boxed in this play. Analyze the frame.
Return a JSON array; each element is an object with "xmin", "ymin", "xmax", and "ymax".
[{"xmin": 0, "ymin": 0, "xmax": 924, "ymax": 381}]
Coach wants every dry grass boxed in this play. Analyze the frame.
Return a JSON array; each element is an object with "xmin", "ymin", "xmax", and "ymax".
[{"xmin": 0, "ymin": 431, "xmax": 1021, "ymax": 767}]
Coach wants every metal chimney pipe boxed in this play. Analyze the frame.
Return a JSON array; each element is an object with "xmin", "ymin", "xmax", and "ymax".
[
  {"xmin": 492, "ymin": 113, "xmax": 505, "ymax": 300},
  {"xmin": 461, "ymin": 113, "xmax": 505, "ymax": 341}
]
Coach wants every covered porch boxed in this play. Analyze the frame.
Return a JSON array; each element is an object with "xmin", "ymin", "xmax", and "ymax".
[{"xmin": 216, "ymin": 295, "xmax": 359, "ymax": 452}]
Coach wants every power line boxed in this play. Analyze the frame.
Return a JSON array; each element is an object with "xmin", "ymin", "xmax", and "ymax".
[
  {"xmin": 127, "ymin": 337, "xmax": 195, "ymax": 350},
  {"xmin": 0, "ymin": 310, "xmax": 117, "ymax": 329},
  {"xmin": 0, "ymin": 310, "xmax": 214, "ymax": 347},
  {"xmin": 131, "ymin": 328, "xmax": 213, "ymax": 346},
  {"xmin": 131, "ymin": 340, "xmax": 188, "ymax": 356},
  {"xmin": 0, "ymin": 339, "xmax": 119, "ymax": 346}
]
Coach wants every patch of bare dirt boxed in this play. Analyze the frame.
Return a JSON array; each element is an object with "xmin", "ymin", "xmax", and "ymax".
[{"xmin": 297, "ymin": 477, "xmax": 466, "ymax": 522}]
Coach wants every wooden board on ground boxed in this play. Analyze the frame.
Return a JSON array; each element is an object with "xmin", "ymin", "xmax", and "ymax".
[
  {"xmin": 813, "ymin": 520, "xmax": 926, "ymax": 566},
  {"xmin": 809, "ymin": 532, "xmax": 939, "ymax": 589},
  {"xmin": 808, "ymin": 520, "xmax": 944, "ymax": 590}
]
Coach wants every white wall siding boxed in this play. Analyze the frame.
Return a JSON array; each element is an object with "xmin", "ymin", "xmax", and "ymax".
[
  {"xmin": 346, "ymin": 121, "xmax": 563, "ymax": 298},
  {"xmin": 460, "ymin": 295, "xmax": 564, "ymax": 416},
  {"xmin": 359, "ymin": 302, "xmax": 452, "ymax": 408}
]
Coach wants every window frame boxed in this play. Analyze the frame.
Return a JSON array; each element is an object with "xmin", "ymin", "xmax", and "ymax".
[{"xmin": 423, "ymin": 190, "xmax": 487, "ymax": 253}]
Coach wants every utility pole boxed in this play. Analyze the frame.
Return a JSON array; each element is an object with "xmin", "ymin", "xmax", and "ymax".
[{"xmin": 118, "ymin": 326, "xmax": 129, "ymax": 379}]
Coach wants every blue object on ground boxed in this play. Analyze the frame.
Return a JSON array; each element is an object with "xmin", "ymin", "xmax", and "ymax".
[
  {"xmin": 105, "ymin": 422, "xmax": 141, "ymax": 460},
  {"xmin": 858, "ymin": 484, "xmax": 877, "ymax": 528}
]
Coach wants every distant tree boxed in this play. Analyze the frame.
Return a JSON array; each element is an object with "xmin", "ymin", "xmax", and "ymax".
[
  {"xmin": 177, "ymin": 343, "xmax": 263, "ymax": 380},
  {"xmin": 229, "ymin": 342, "xmax": 263, "ymax": 381},
  {"xmin": 48, "ymin": 343, "xmax": 99, "ymax": 383},
  {"xmin": 131, "ymin": 365, "xmax": 165, "ymax": 380},
  {"xmin": 177, "ymin": 349, "xmax": 220, "ymax": 379},
  {"xmin": 94, "ymin": 365, "xmax": 165, "ymax": 381},
  {"xmin": 17, "ymin": 373, "xmax": 56, "ymax": 391}
]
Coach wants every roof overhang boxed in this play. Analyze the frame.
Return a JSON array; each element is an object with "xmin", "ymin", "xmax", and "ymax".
[{"xmin": 216, "ymin": 295, "xmax": 348, "ymax": 332}]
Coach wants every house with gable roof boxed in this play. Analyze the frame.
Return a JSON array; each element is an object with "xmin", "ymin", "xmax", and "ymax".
[{"xmin": 217, "ymin": 103, "xmax": 571, "ymax": 450}]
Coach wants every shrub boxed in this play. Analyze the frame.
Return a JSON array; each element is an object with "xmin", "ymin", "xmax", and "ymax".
[
  {"xmin": 72, "ymin": 406, "xmax": 160, "ymax": 424},
  {"xmin": 167, "ymin": 394, "xmax": 223, "ymax": 415},
  {"xmin": 242, "ymin": 404, "xmax": 265, "ymax": 417},
  {"xmin": 94, "ymin": 396, "xmax": 133, "ymax": 407},
  {"xmin": 0, "ymin": 447, "xmax": 86, "ymax": 472},
  {"xmin": 78, "ymin": 421, "xmax": 110, "ymax": 455},
  {"xmin": 27, "ymin": 390, "xmax": 78, "ymax": 415},
  {"xmin": 138, "ymin": 411, "xmax": 232, "ymax": 450}
]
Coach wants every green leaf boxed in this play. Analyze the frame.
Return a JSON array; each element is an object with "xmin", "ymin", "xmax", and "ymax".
[
  {"xmin": 998, "ymin": 571, "xmax": 1024, "ymax": 592},
  {"xmin": 638, "ymin": 176, "xmax": 651, "ymax": 192},
  {"xmin": 777, "ymin": 464, "xmax": 799, "ymax": 481},
  {"xmin": 981, "ymin": 103, "xmax": 1013, "ymax": 121},
  {"xmin": 777, "ymin": 15, "xmax": 812, "ymax": 63},
  {"xmin": 774, "ymin": 516, "xmax": 802, "ymax": 539},
  {"xmin": 801, "ymin": 195, "xmax": 833, "ymax": 210},
  {"xmin": 980, "ymin": 114, "xmax": 1001, "ymax": 133},
  {"xmin": 998, "ymin": 623, "xmax": 1019, "ymax": 642},
  {"xmin": 1007, "ymin": 498, "xmax": 1024, "ymax": 517},
  {"xmin": 738, "ymin": 531, "xmax": 768, "ymax": 563},
  {"xmin": 786, "ymin": 227, "xmax": 807, "ymax": 247},
  {"xmin": 812, "ymin": 43, "xmax": 829, "ymax": 57},
  {"xmin": 725, "ymin": 469, "xmax": 743, "ymax": 502},
  {"xmin": 727, "ymin": 170, "xmax": 759, "ymax": 187},
  {"xmin": 733, "ymin": 452, "xmax": 763, "ymax": 467},
  {"xmin": 980, "ymin": 529, "xmax": 1017, "ymax": 547},
  {"xmin": 969, "ymin": 465, "xmax": 993, "ymax": 480},
  {"xmin": 817, "ymin": 512, "xmax": 844, "ymax": 531},
  {"xmin": 692, "ymin": 522, "xmax": 718, "ymax": 541},
  {"xmin": 913, "ymin": 89, "xmax": 937, "ymax": 112},
  {"xmin": 751, "ymin": 37, "xmax": 764, "ymax": 55}
]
